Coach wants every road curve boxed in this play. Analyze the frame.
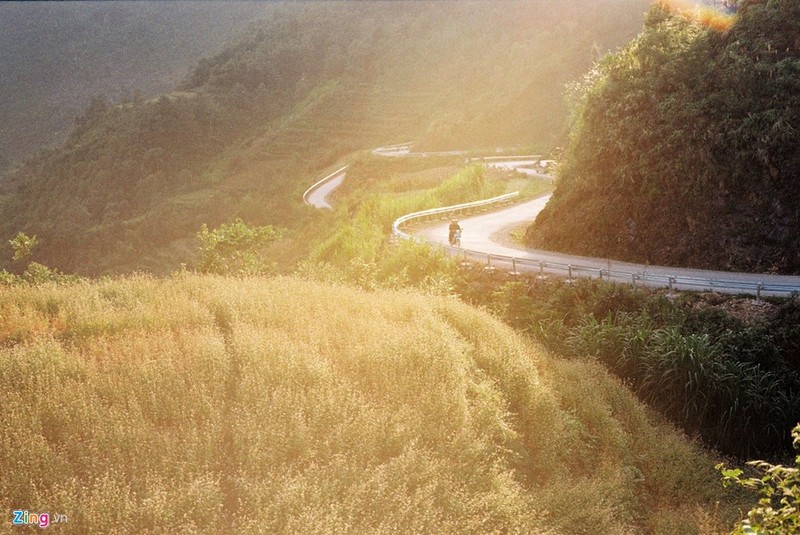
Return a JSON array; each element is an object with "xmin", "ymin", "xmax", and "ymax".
[
  {"xmin": 306, "ymin": 145, "xmax": 800, "ymax": 295},
  {"xmin": 306, "ymin": 171, "xmax": 346, "ymax": 209},
  {"xmin": 415, "ymin": 195, "xmax": 550, "ymax": 257},
  {"xmin": 411, "ymin": 193, "xmax": 800, "ymax": 296},
  {"xmin": 303, "ymin": 166, "xmax": 348, "ymax": 209}
]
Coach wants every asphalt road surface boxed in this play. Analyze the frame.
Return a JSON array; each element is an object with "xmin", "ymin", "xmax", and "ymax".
[
  {"xmin": 305, "ymin": 170, "xmax": 347, "ymax": 209},
  {"xmin": 412, "ymin": 194, "xmax": 800, "ymax": 296},
  {"xmin": 306, "ymin": 145, "xmax": 800, "ymax": 295}
]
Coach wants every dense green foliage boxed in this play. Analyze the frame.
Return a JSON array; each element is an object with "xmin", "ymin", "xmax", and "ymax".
[
  {"xmin": 528, "ymin": 0, "xmax": 800, "ymax": 273},
  {"xmin": 1, "ymin": 0, "xmax": 649, "ymax": 276},
  {"xmin": 196, "ymin": 219, "xmax": 284, "ymax": 276},
  {"xmin": 2, "ymin": 231, "xmax": 77, "ymax": 285},
  {"xmin": 720, "ymin": 424, "xmax": 800, "ymax": 534},
  {"xmin": 9, "ymin": 231, "xmax": 38, "ymax": 262},
  {"xmin": 468, "ymin": 276, "xmax": 800, "ymax": 459}
]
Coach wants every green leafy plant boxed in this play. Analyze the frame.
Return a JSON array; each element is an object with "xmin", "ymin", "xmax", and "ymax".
[
  {"xmin": 9, "ymin": 231, "xmax": 38, "ymax": 262},
  {"xmin": 21, "ymin": 261, "xmax": 76, "ymax": 285},
  {"xmin": 4, "ymin": 232, "xmax": 76, "ymax": 284},
  {"xmin": 197, "ymin": 218, "xmax": 285, "ymax": 276},
  {"xmin": 719, "ymin": 423, "xmax": 800, "ymax": 534}
]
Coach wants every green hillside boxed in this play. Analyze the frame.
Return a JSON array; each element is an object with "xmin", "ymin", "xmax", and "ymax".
[
  {"xmin": 0, "ymin": 274, "xmax": 742, "ymax": 533},
  {"xmin": 526, "ymin": 1, "xmax": 800, "ymax": 274},
  {"xmin": 0, "ymin": 0, "xmax": 649, "ymax": 276},
  {"xmin": 0, "ymin": 2, "xmax": 269, "ymax": 174}
]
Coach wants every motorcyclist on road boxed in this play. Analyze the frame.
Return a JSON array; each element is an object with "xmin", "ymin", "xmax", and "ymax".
[{"xmin": 448, "ymin": 219, "xmax": 462, "ymax": 246}]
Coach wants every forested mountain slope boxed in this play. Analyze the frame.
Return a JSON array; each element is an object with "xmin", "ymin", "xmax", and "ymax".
[
  {"xmin": 0, "ymin": 1, "xmax": 649, "ymax": 276},
  {"xmin": 0, "ymin": 2, "xmax": 268, "ymax": 175},
  {"xmin": 527, "ymin": 0, "xmax": 800, "ymax": 274}
]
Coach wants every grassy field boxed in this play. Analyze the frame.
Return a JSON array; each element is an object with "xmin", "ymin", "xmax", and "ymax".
[{"xmin": 0, "ymin": 274, "xmax": 742, "ymax": 533}]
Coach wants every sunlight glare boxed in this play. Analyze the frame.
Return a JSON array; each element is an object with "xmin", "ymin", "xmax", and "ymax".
[{"xmin": 657, "ymin": 0, "xmax": 738, "ymax": 31}]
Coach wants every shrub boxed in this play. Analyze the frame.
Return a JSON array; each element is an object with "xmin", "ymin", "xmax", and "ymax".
[
  {"xmin": 10, "ymin": 231, "xmax": 38, "ymax": 262},
  {"xmin": 720, "ymin": 423, "xmax": 800, "ymax": 534},
  {"xmin": 197, "ymin": 218, "xmax": 285, "ymax": 275}
]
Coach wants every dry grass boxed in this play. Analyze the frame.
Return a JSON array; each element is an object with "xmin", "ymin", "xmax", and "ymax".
[{"xmin": 0, "ymin": 274, "xmax": 739, "ymax": 533}]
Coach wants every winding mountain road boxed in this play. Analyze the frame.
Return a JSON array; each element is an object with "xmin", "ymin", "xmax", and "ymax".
[
  {"xmin": 411, "ymin": 194, "xmax": 800, "ymax": 295},
  {"xmin": 414, "ymin": 195, "xmax": 550, "ymax": 258},
  {"xmin": 306, "ymin": 145, "xmax": 800, "ymax": 296},
  {"xmin": 303, "ymin": 166, "xmax": 348, "ymax": 209}
]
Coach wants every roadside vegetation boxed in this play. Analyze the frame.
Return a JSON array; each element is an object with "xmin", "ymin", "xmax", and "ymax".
[{"xmin": 475, "ymin": 276, "xmax": 800, "ymax": 460}]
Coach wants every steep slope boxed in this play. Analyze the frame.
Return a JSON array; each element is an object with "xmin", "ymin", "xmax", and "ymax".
[
  {"xmin": 0, "ymin": 274, "xmax": 740, "ymax": 533},
  {"xmin": 527, "ymin": 1, "xmax": 800, "ymax": 274},
  {"xmin": 0, "ymin": 1, "xmax": 649, "ymax": 276},
  {"xmin": 0, "ymin": 1, "xmax": 269, "ymax": 174}
]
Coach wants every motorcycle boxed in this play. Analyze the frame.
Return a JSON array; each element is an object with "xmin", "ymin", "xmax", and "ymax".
[{"xmin": 450, "ymin": 228, "xmax": 462, "ymax": 247}]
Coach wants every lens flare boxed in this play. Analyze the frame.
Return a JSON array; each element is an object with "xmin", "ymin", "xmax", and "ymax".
[{"xmin": 657, "ymin": 0, "xmax": 738, "ymax": 31}]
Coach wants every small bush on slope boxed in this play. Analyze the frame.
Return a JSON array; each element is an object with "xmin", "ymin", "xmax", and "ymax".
[
  {"xmin": 720, "ymin": 423, "xmax": 800, "ymax": 534},
  {"xmin": 0, "ymin": 274, "xmax": 741, "ymax": 533}
]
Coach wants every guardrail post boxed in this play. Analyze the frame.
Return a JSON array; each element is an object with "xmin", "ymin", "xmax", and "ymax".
[
  {"xmin": 537, "ymin": 260, "xmax": 547, "ymax": 281},
  {"xmin": 598, "ymin": 268, "xmax": 604, "ymax": 281},
  {"xmin": 667, "ymin": 276, "xmax": 676, "ymax": 298},
  {"xmin": 460, "ymin": 250, "xmax": 470, "ymax": 269},
  {"xmin": 755, "ymin": 282, "xmax": 764, "ymax": 305},
  {"xmin": 632, "ymin": 273, "xmax": 638, "ymax": 288},
  {"xmin": 509, "ymin": 257, "xmax": 520, "ymax": 277},
  {"xmin": 566, "ymin": 264, "xmax": 574, "ymax": 284},
  {"xmin": 485, "ymin": 254, "xmax": 496, "ymax": 273}
]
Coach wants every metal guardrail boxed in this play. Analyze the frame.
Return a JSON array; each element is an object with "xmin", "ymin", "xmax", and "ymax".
[
  {"xmin": 468, "ymin": 154, "xmax": 541, "ymax": 162},
  {"xmin": 371, "ymin": 142, "xmax": 414, "ymax": 154},
  {"xmin": 392, "ymin": 192, "xmax": 520, "ymax": 239},
  {"xmin": 307, "ymin": 144, "xmax": 800, "ymax": 298},
  {"xmin": 393, "ymin": 195, "xmax": 800, "ymax": 298},
  {"xmin": 302, "ymin": 165, "xmax": 349, "ymax": 206}
]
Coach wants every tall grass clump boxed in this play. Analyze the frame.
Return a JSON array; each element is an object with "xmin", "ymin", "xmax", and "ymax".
[
  {"xmin": 480, "ymin": 277, "xmax": 800, "ymax": 459},
  {"xmin": 563, "ymin": 307, "xmax": 800, "ymax": 458},
  {"xmin": 0, "ymin": 274, "xmax": 740, "ymax": 533}
]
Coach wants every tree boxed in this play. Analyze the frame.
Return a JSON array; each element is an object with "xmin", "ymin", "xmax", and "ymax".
[
  {"xmin": 5, "ymin": 231, "xmax": 75, "ymax": 284},
  {"xmin": 196, "ymin": 218, "xmax": 284, "ymax": 276},
  {"xmin": 9, "ymin": 231, "xmax": 38, "ymax": 262}
]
